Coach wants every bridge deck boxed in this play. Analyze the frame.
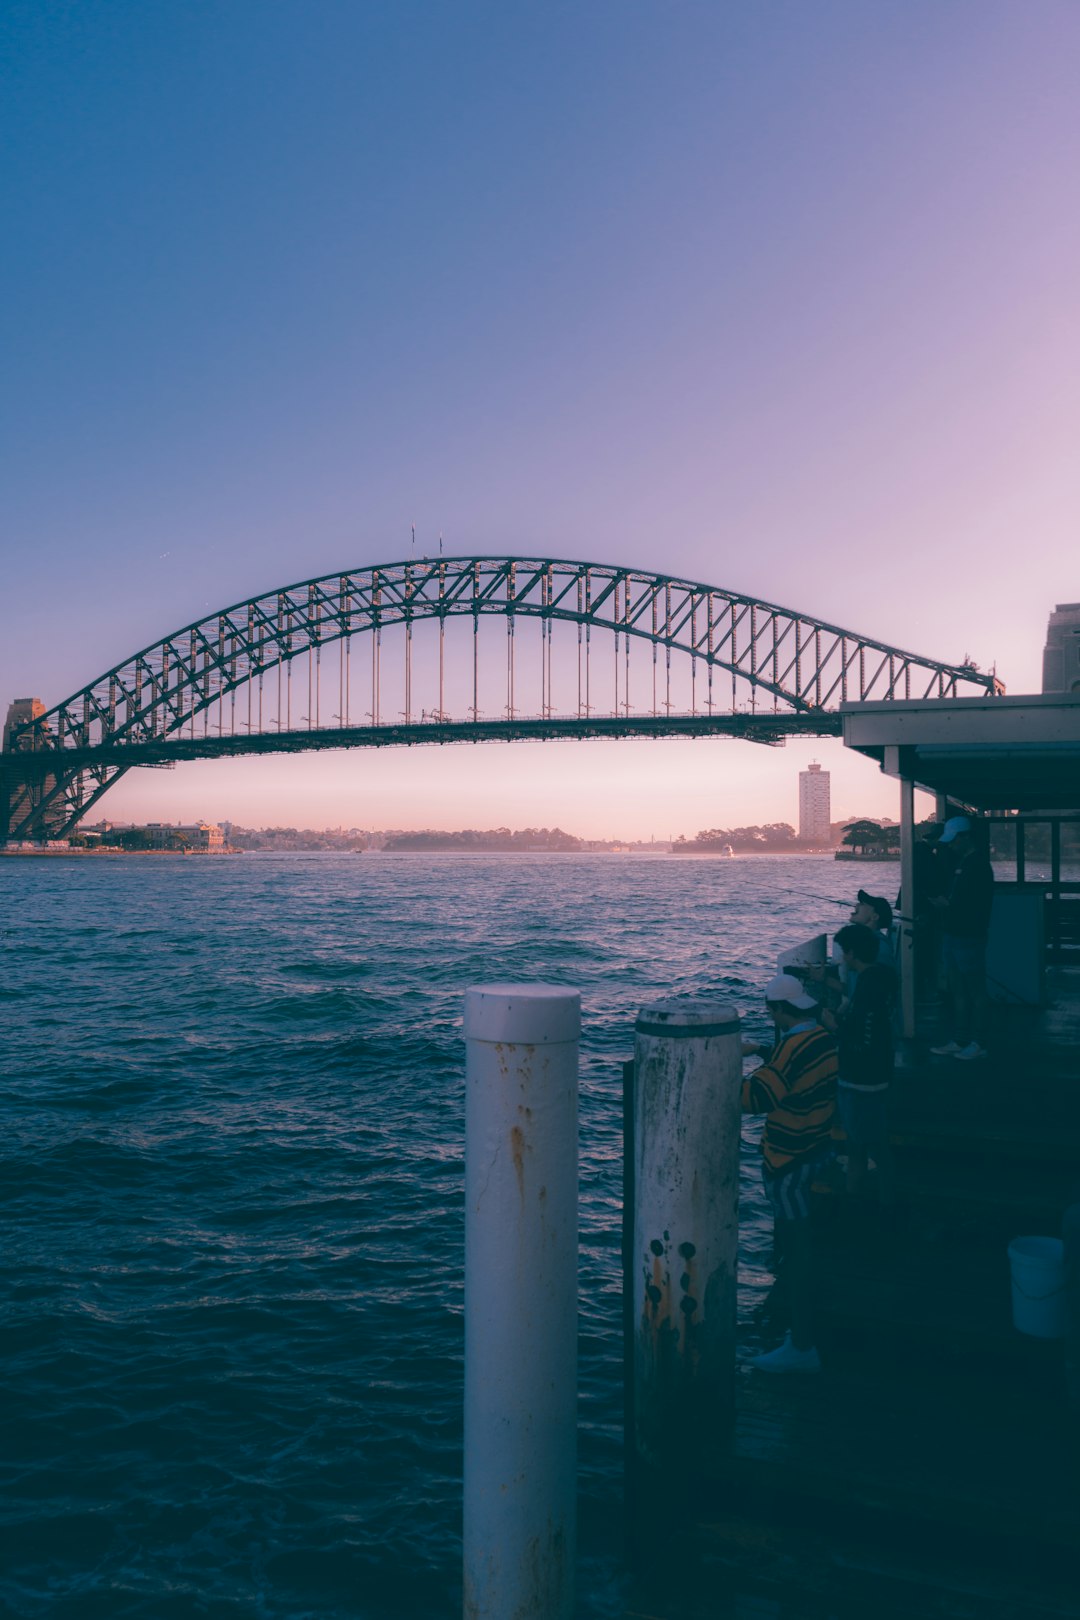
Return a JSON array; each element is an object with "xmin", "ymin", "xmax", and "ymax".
[{"xmin": 2, "ymin": 711, "xmax": 836, "ymax": 775}]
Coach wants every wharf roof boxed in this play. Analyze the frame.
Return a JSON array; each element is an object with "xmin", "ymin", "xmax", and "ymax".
[{"xmin": 840, "ymin": 691, "xmax": 1080, "ymax": 811}]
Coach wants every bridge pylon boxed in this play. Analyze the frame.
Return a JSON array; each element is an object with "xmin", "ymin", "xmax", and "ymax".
[{"xmin": 0, "ymin": 697, "xmax": 101, "ymax": 843}]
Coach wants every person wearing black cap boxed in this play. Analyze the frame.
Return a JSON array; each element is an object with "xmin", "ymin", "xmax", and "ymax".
[
  {"xmin": 805, "ymin": 891, "xmax": 896, "ymax": 1011},
  {"xmin": 851, "ymin": 890, "xmax": 895, "ymax": 971}
]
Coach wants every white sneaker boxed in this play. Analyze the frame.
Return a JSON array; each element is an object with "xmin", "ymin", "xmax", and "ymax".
[
  {"xmin": 955, "ymin": 1041, "xmax": 987, "ymax": 1061},
  {"xmin": 751, "ymin": 1333, "xmax": 821, "ymax": 1373},
  {"xmin": 930, "ymin": 1040, "xmax": 962, "ymax": 1057}
]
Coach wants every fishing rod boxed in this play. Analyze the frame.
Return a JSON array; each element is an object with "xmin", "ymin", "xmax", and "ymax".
[
  {"xmin": 782, "ymin": 887, "xmax": 850, "ymax": 906},
  {"xmin": 786, "ymin": 887, "xmax": 920, "ymax": 925}
]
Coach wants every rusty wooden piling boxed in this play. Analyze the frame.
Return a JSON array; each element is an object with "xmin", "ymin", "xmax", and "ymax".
[{"xmin": 631, "ymin": 1001, "xmax": 742, "ymax": 1469}]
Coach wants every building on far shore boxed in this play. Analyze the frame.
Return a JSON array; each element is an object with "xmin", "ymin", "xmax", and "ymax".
[
  {"xmin": 79, "ymin": 819, "xmax": 226, "ymax": 852},
  {"xmin": 798, "ymin": 761, "xmax": 831, "ymax": 844},
  {"xmin": 144, "ymin": 821, "xmax": 225, "ymax": 851},
  {"xmin": 1042, "ymin": 603, "xmax": 1080, "ymax": 693},
  {"xmin": 141, "ymin": 822, "xmax": 223, "ymax": 848}
]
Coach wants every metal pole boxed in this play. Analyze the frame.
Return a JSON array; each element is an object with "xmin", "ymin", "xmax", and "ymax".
[
  {"xmin": 624, "ymin": 608, "xmax": 630, "ymax": 717},
  {"xmin": 622, "ymin": 1058, "xmax": 636, "ymax": 1486},
  {"xmin": 463, "ymin": 984, "xmax": 580, "ymax": 1620},
  {"xmin": 583, "ymin": 568, "xmax": 592, "ymax": 719},
  {"xmin": 614, "ymin": 618, "xmax": 619, "ymax": 718},
  {"xmin": 632, "ymin": 1000, "xmax": 741, "ymax": 1466},
  {"xmin": 440, "ymin": 564, "xmax": 446, "ymax": 720},
  {"xmin": 690, "ymin": 601, "xmax": 696, "ymax": 714},
  {"xmin": 1051, "ymin": 818, "xmax": 1062, "ymax": 961},
  {"xmin": 899, "ymin": 776, "xmax": 916, "ymax": 1041},
  {"xmin": 577, "ymin": 579, "xmax": 583, "ymax": 717}
]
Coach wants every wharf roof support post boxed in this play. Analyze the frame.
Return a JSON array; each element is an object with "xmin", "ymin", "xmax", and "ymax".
[
  {"xmin": 463, "ymin": 984, "xmax": 580, "ymax": 1620},
  {"xmin": 899, "ymin": 777, "xmax": 917, "ymax": 1042},
  {"xmin": 631, "ymin": 1001, "xmax": 741, "ymax": 1471},
  {"xmin": 622, "ymin": 1056, "xmax": 636, "ymax": 1505},
  {"xmin": 1051, "ymin": 818, "xmax": 1062, "ymax": 962}
]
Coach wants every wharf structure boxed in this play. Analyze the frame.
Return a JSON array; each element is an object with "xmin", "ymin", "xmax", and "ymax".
[{"xmin": 627, "ymin": 689, "xmax": 1080, "ymax": 1620}]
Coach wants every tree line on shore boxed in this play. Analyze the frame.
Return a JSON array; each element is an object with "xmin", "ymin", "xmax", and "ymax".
[
  {"xmin": 674, "ymin": 820, "xmax": 913, "ymax": 854},
  {"xmin": 674, "ymin": 822, "xmax": 802, "ymax": 851},
  {"xmin": 383, "ymin": 827, "xmax": 581, "ymax": 851}
]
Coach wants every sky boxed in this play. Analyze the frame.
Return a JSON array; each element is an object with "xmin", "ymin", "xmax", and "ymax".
[{"xmin": 2, "ymin": 1, "xmax": 1078, "ymax": 837}]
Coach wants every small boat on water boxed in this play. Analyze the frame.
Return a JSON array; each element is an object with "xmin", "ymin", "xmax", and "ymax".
[{"xmin": 669, "ymin": 840, "xmax": 735, "ymax": 856}]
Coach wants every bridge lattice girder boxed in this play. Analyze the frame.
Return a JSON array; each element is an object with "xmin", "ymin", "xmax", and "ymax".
[{"xmin": 3, "ymin": 555, "xmax": 1001, "ymax": 839}]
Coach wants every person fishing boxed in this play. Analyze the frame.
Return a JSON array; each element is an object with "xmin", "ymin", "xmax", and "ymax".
[
  {"xmin": 801, "ymin": 889, "xmax": 894, "ymax": 1011},
  {"xmin": 849, "ymin": 891, "xmax": 895, "ymax": 971},
  {"xmin": 741, "ymin": 974, "xmax": 838, "ymax": 1373}
]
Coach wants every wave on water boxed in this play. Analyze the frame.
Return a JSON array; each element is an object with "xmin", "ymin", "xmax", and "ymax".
[{"xmin": 0, "ymin": 850, "xmax": 867, "ymax": 1618}]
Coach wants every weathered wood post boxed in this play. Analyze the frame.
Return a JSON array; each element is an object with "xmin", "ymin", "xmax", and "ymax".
[
  {"xmin": 632, "ymin": 1000, "xmax": 742, "ymax": 1467},
  {"xmin": 463, "ymin": 984, "xmax": 581, "ymax": 1620}
]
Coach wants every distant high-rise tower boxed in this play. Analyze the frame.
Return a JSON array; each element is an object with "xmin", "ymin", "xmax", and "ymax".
[
  {"xmin": 1042, "ymin": 604, "xmax": 1080, "ymax": 693},
  {"xmin": 799, "ymin": 761, "xmax": 831, "ymax": 844}
]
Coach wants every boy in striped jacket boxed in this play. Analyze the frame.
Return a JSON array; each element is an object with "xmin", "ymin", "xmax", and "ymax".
[{"xmin": 742, "ymin": 974, "xmax": 838, "ymax": 1372}]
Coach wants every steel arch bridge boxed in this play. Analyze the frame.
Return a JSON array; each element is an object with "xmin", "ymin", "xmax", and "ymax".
[{"xmin": 2, "ymin": 554, "xmax": 1001, "ymax": 841}]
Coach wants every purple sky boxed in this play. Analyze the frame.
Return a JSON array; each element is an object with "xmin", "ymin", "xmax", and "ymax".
[{"xmin": 3, "ymin": 2, "xmax": 1077, "ymax": 836}]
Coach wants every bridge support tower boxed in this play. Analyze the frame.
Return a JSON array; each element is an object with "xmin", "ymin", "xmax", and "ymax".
[{"xmin": 1, "ymin": 698, "xmax": 65, "ymax": 844}]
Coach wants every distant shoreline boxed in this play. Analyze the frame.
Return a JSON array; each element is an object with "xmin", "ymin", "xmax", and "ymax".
[
  {"xmin": 0, "ymin": 845, "xmax": 897, "ymax": 861},
  {"xmin": 670, "ymin": 848, "xmax": 834, "ymax": 857},
  {"xmin": 0, "ymin": 848, "xmax": 242, "ymax": 859},
  {"xmin": 833, "ymin": 849, "xmax": 900, "ymax": 861}
]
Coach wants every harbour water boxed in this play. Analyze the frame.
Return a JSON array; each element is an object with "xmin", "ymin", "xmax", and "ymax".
[{"xmin": 1, "ymin": 852, "xmax": 894, "ymax": 1618}]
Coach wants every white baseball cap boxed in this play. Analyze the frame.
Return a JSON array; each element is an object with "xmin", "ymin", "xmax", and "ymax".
[
  {"xmin": 938, "ymin": 815, "xmax": 974, "ymax": 845},
  {"xmin": 764, "ymin": 973, "xmax": 818, "ymax": 1011}
]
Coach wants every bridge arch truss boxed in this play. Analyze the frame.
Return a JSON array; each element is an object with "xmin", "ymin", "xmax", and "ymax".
[{"xmin": 2, "ymin": 555, "xmax": 1000, "ymax": 840}]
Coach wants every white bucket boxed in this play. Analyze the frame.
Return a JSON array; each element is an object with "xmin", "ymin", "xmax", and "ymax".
[{"xmin": 1007, "ymin": 1236, "xmax": 1066, "ymax": 1339}]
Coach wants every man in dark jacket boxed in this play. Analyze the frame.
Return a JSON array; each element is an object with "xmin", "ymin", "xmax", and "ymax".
[
  {"xmin": 929, "ymin": 816, "xmax": 994, "ymax": 1061},
  {"xmin": 832, "ymin": 923, "xmax": 897, "ymax": 1204}
]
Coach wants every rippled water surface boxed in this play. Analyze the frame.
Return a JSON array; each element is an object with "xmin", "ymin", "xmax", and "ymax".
[{"xmin": 0, "ymin": 851, "xmax": 884, "ymax": 1618}]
